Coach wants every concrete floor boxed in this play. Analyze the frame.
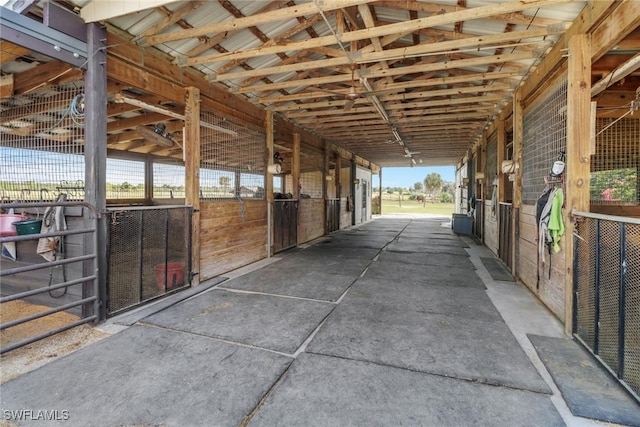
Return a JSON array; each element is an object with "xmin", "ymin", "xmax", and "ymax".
[{"xmin": 0, "ymin": 216, "xmax": 627, "ymax": 426}]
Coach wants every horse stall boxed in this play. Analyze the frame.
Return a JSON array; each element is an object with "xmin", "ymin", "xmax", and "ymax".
[
  {"xmin": 1, "ymin": 78, "xmax": 101, "ymax": 353},
  {"xmin": 298, "ymin": 141, "xmax": 325, "ymax": 244}
]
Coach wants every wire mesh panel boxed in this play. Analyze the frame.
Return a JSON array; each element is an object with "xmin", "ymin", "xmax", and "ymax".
[
  {"xmin": 106, "ymin": 206, "xmax": 191, "ymax": 315},
  {"xmin": 486, "ymin": 133, "xmax": 498, "ymax": 199},
  {"xmin": 198, "ymin": 110, "xmax": 265, "ymax": 200},
  {"xmin": 522, "ymin": 78, "xmax": 567, "ymax": 204},
  {"xmin": 574, "ymin": 218, "xmax": 597, "ymax": 348},
  {"xmin": 154, "ymin": 159, "xmax": 186, "ymax": 199},
  {"xmin": 591, "ymin": 118, "xmax": 639, "ymax": 205},
  {"xmin": 106, "ymin": 157, "xmax": 145, "ymax": 200},
  {"xmin": 341, "ymin": 164, "xmax": 352, "ymax": 198},
  {"xmin": 1, "ymin": 83, "xmax": 85, "ymax": 203},
  {"xmin": 573, "ymin": 214, "xmax": 640, "ymax": 402},
  {"xmin": 598, "ymin": 220, "xmax": 621, "ymax": 370},
  {"xmin": 300, "ymin": 144, "xmax": 323, "ymax": 198},
  {"xmin": 625, "ymin": 223, "xmax": 640, "ymax": 396}
]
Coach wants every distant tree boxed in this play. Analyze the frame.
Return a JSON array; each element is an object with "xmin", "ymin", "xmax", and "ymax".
[
  {"xmin": 219, "ymin": 176, "xmax": 231, "ymax": 188},
  {"xmin": 424, "ymin": 173, "xmax": 443, "ymax": 201},
  {"xmin": 413, "ymin": 182, "xmax": 423, "ymax": 192}
]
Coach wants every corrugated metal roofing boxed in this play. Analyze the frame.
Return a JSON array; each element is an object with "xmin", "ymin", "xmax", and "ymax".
[{"xmin": 4, "ymin": 0, "xmax": 630, "ymax": 167}]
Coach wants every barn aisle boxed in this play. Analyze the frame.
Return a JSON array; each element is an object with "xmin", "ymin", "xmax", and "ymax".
[{"xmin": 1, "ymin": 217, "xmax": 615, "ymax": 426}]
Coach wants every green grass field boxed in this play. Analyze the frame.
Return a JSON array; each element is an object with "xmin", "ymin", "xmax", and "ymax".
[{"xmin": 379, "ymin": 199, "xmax": 454, "ymax": 216}]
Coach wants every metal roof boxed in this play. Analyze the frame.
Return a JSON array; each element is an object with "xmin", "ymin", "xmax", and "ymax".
[{"xmin": 2, "ymin": 0, "xmax": 637, "ymax": 167}]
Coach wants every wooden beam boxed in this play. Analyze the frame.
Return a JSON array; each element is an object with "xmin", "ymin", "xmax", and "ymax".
[
  {"xmin": 140, "ymin": 0, "xmax": 376, "ymax": 46},
  {"xmin": 512, "ymin": 88, "xmax": 523, "ymax": 279},
  {"xmin": 590, "ymin": 0, "xmax": 640, "ymax": 63},
  {"xmin": 188, "ymin": 0, "xmax": 568, "ymax": 66},
  {"xmin": 292, "ymin": 133, "xmax": 301, "ymax": 199},
  {"xmin": 375, "ymin": 0, "xmax": 563, "ymax": 28},
  {"xmin": 213, "ymin": 26, "xmax": 562, "ymax": 76},
  {"xmin": 138, "ymin": 1, "xmax": 205, "ymax": 38},
  {"xmin": 521, "ymin": 0, "xmax": 616, "ymax": 102},
  {"xmin": 10, "ymin": 61, "xmax": 83, "ymax": 95},
  {"xmin": 0, "ymin": 41, "xmax": 30, "ymax": 63},
  {"xmin": 0, "ymin": 75, "xmax": 14, "ymax": 98},
  {"xmin": 565, "ymin": 34, "xmax": 591, "ymax": 333},
  {"xmin": 237, "ymin": 51, "xmax": 533, "ymax": 94},
  {"xmin": 185, "ymin": 87, "xmax": 200, "ymax": 286},
  {"xmin": 591, "ymin": 52, "xmax": 640, "ymax": 97}
]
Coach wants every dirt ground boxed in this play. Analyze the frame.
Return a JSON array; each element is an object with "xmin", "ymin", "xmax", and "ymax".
[{"xmin": 1, "ymin": 300, "xmax": 109, "ymax": 384}]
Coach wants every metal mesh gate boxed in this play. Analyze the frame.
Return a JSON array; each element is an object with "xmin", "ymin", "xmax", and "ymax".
[
  {"xmin": 106, "ymin": 206, "xmax": 191, "ymax": 315},
  {"xmin": 573, "ymin": 212, "xmax": 640, "ymax": 402}
]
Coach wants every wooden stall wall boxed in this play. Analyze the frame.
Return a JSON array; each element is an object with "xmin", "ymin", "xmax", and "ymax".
[
  {"xmin": 298, "ymin": 198, "xmax": 325, "ymax": 244},
  {"xmin": 339, "ymin": 166, "xmax": 352, "ymax": 229},
  {"xmin": 516, "ymin": 204, "xmax": 566, "ymax": 318},
  {"xmin": 483, "ymin": 201, "xmax": 499, "ymax": 256},
  {"xmin": 483, "ymin": 133, "xmax": 499, "ymax": 256},
  {"xmin": 198, "ymin": 199, "xmax": 267, "ymax": 280}
]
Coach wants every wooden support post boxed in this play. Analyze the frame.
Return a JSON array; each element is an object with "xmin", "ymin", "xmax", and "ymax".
[
  {"xmin": 323, "ymin": 141, "xmax": 329, "ymax": 235},
  {"xmin": 84, "ymin": 22, "xmax": 107, "ymax": 320},
  {"xmin": 497, "ymin": 116, "xmax": 506, "ymax": 204},
  {"xmin": 512, "ymin": 89, "xmax": 524, "ymax": 279},
  {"xmin": 265, "ymin": 111, "xmax": 274, "ymax": 256},
  {"xmin": 292, "ymin": 133, "xmax": 300, "ymax": 199},
  {"xmin": 565, "ymin": 34, "xmax": 592, "ymax": 334},
  {"xmin": 185, "ymin": 87, "xmax": 200, "ymax": 286},
  {"xmin": 379, "ymin": 168, "xmax": 383, "ymax": 215},
  {"xmin": 335, "ymin": 152, "xmax": 342, "ymax": 200},
  {"xmin": 351, "ymin": 156, "xmax": 357, "ymax": 226}
]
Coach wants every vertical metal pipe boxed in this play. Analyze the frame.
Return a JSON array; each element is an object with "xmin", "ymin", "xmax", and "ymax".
[
  {"xmin": 594, "ymin": 219, "xmax": 601, "ymax": 354},
  {"xmin": 163, "ymin": 208, "xmax": 169, "ymax": 292},
  {"xmin": 187, "ymin": 207, "xmax": 193, "ymax": 285},
  {"xmin": 618, "ymin": 222, "xmax": 626, "ymax": 378},
  {"xmin": 267, "ymin": 202, "xmax": 271, "ymax": 258},
  {"xmin": 572, "ymin": 227, "xmax": 579, "ymax": 335},
  {"xmin": 138, "ymin": 211, "xmax": 145, "ymax": 300}
]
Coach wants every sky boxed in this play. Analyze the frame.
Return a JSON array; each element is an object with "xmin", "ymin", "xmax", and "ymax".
[{"xmin": 372, "ymin": 166, "xmax": 455, "ymax": 189}]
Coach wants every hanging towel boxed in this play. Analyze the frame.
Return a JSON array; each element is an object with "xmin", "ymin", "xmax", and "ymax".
[
  {"xmin": 37, "ymin": 194, "xmax": 67, "ymax": 261},
  {"xmin": 1, "ymin": 208, "xmax": 17, "ymax": 261},
  {"xmin": 548, "ymin": 188, "xmax": 565, "ymax": 253}
]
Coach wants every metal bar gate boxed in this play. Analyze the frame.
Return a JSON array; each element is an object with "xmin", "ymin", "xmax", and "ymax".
[
  {"xmin": 572, "ymin": 210, "xmax": 640, "ymax": 403},
  {"xmin": 0, "ymin": 201, "xmax": 99, "ymax": 354}
]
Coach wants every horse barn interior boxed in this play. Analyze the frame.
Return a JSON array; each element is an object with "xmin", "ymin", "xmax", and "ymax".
[{"xmin": 0, "ymin": 0, "xmax": 639, "ymax": 402}]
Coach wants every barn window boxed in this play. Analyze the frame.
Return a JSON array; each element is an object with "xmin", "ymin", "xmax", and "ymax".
[
  {"xmin": 106, "ymin": 158, "xmax": 145, "ymax": 200},
  {"xmin": 198, "ymin": 109, "xmax": 266, "ymax": 200}
]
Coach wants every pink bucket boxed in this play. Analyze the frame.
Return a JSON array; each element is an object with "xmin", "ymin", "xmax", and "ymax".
[
  {"xmin": 0, "ymin": 214, "xmax": 27, "ymax": 237},
  {"xmin": 155, "ymin": 262, "xmax": 185, "ymax": 291}
]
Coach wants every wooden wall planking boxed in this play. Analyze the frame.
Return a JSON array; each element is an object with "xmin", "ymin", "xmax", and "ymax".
[
  {"xmin": 298, "ymin": 198, "xmax": 325, "ymax": 244},
  {"xmin": 516, "ymin": 204, "xmax": 566, "ymax": 319},
  {"xmin": 339, "ymin": 197, "xmax": 352, "ymax": 229},
  {"xmin": 590, "ymin": 205, "xmax": 640, "ymax": 218},
  {"xmin": 483, "ymin": 200, "xmax": 499, "ymax": 256},
  {"xmin": 198, "ymin": 199, "xmax": 267, "ymax": 280}
]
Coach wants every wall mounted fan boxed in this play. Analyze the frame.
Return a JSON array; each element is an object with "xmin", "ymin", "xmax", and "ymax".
[{"xmin": 135, "ymin": 123, "xmax": 175, "ymax": 147}]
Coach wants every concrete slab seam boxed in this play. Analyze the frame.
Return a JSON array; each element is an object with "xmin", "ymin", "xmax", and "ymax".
[
  {"xmin": 304, "ymin": 350, "xmax": 555, "ymax": 397},
  {"xmin": 136, "ymin": 321, "xmax": 297, "ymax": 359},
  {"xmin": 213, "ymin": 287, "xmax": 339, "ymax": 305}
]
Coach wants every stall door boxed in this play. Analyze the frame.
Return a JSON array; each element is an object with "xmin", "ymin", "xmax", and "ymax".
[{"xmin": 273, "ymin": 200, "xmax": 298, "ymax": 253}]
